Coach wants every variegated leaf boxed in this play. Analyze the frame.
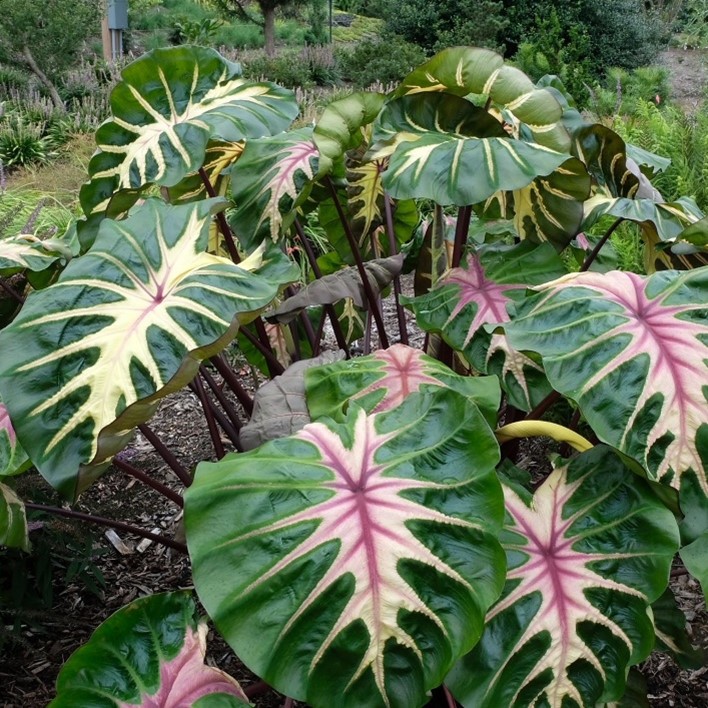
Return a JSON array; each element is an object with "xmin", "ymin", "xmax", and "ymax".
[
  {"xmin": 347, "ymin": 157, "xmax": 387, "ymax": 240},
  {"xmin": 504, "ymin": 268, "xmax": 708, "ymax": 513},
  {"xmin": 0, "ymin": 481, "xmax": 29, "ymax": 551},
  {"xmin": 186, "ymin": 389, "xmax": 506, "ymax": 708},
  {"xmin": 0, "ymin": 233, "xmax": 73, "ymax": 275},
  {"xmin": 447, "ymin": 446, "xmax": 680, "ymax": 707},
  {"xmin": 383, "ymin": 132, "xmax": 570, "ymax": 207},
  {"xmin": 0, "ymin": 198, "xmax": 297, "ymax": 499},
  {"xmin": 229, "ymin": 127, "xmax": 319, "ymax": 242},
  {"xmin": 396, "ymin": 47, "xmax": 570, "ymax": 152},
  {"xmin": 51, "ymin": 592, "xmax": 249, "ymax": 708},
  {"xmin": 167, "ymin": 139, "xmax": 245, "ymax": 205},
  {"xmin": 513, "ymin": 157, "xmax": 591, "ymax": 250},
  {"xmin": 87, "ymin": 45, "xmax": 297, "ymax": 194},
  {"xmin": 406, "ymin": 242, "xmax": 565, "ymax": 410},
  {"xmin": 313, "ymin": 91, "xmax": 385, "ymax": 175},
  {"xmin": 305, "ymin": 343, "xmax": 500, "ymax": 427}
]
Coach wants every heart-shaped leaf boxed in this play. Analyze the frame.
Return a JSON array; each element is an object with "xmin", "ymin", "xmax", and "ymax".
[
  {"xmin": 51, "ymin": 592, "xmax": 248, "ymax": 708},
  {"xmin": 0, "ymin": 481, "xmax": 29, "ymax": 551},
  {"xmin": 504, "ymin": 268, "xmax": 708, "ymax": 515},
  {"xmin": 305, "ymin": 343, "xmax": 500, "ymax": 427},
  {"xmin": 447, "ymin": 446, "xmax": 680, "ymax": 707},
  {"xmin": 406, "ymin": 242, "xmax": 565, "ymax": 410},
  {"xmin": 186, "ymin": 389, "xmax": 506, "ymax": 708},
  {"xmin": 0, "ymin": 198, "xmax": 297, "ymax": 499},
  {"xmin": 229, "ymin": 127, "xmax": 319, "ymax": 242},
  {"xmin": 396, "ymin": 47, "xmax": 570, "ymax": 152}
]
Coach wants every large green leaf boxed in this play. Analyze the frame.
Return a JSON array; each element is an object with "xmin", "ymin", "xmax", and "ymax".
[
  {"xmin": 83, "ymin": 45, "xmax": 297, "ymax": 223},
  {"xmin": 383, "ymin": 132, "xmax": 570, "ymax": 207},
  {"xmin": 305, "ymin": 343, "xmax": 500, "ymax": 427},
  {"xmin": 504, "ymin": 268, "xmax": 708, "ymax": 515},
  {"xmin": 229, "ymin": 127, "xmax": 319, "ymax": 242},
  {"xmin": 406, "ymin": 242, "xmax": 566, "ymax": 410},
  {"xmin": 313, "ymin": 91, "xmax": 385, "ymax": 175},
  {"xmin": 186, "ymin": 389, "xmax": 506, "ymax": 708},
  {"xmin": 0, "ymin": 198, "xmax": 297, "ymax": 499},
  {"xmin": 447, "ymin": 446, "xmax": 679, "ymax": 707},
  {"xmin": 0, "ymin": 481, "xmax": 29, "ymax": 551},
  {"xmin": 51, "ymin": 592, "xmax": 249, "ymax": 708},
  {"xmin": 396, "ymin": 47, "xmax": 570, "ymax": 152},
  {"xmin": 0, "ymin": 233, "xmax": 73, "ymax": 276}
]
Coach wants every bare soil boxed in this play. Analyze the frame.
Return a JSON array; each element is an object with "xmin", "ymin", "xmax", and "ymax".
[{"xmin": 659, "ymin": 47, "xmax": 708, "ymax": 112}]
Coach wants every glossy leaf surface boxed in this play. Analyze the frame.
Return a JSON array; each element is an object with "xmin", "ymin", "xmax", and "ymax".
[
  {"xmin": 0, "ymin": 199, "xmax": 297, "ymax": 499},
  {"xmin": 407, "ymin": 242, "xmax": 565, "ymax": 410},
  {"xmin": 504, "ymin": 268, "xmax": 708, "ymax": 508},
  {"xmin": 305, "ymin": 343, "xmax": 500, "ymax": 427},
  {"xmin": 0, "ymin": 234, "xmax": 72, "ymax": 275},
  {"xmin": 229, "ymin": 127, "xmax": 319, "ymax": 242},
  {"xmin": 186, "ymin": 390, "xmax": 506, "ymax": 708},
  {"xmin": 51, "ymin": 592, "xmax": 248, "ymax": 707},
  {"xmin": 396, "ymin": 47, "xmax": 570, "ymax": 151},
  {"xmin": 447, "ymin": 446, "xmax": 679, "ymax": 707}
]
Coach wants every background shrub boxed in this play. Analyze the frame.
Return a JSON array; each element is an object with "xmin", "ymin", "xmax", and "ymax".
[{"xmin": 336, "ymin": 36, "xmax": 425, "ymax": 87}]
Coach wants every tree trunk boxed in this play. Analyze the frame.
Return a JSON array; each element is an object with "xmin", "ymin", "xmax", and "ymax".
[
  {"xmin": 21, "ymin": 46, "xmax": 65, "ymax": 111},
  {"xmin": 263, "ymin": 6, "xmax": 276, "ymax": 56}
]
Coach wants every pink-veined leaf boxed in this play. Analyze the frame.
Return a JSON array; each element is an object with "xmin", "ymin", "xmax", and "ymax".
[
  {"xmin": 229, "ymin": 128, "xmax": 319, "ymax": 243},
  {"xmin": 405, "ymin": 242, "xmax": 565, "ymax": 410},
  {"xmin": 0, "ymin": 398, "xmax": 29, "ymax": 477},
  {"xmin": 504, "ymin": 268, "xmax": 708, "ymax": 521},
  {"xmin": 447, "ymin": 445, "xmax": 680, "ymax": 707},
  {"xmin": 305, "ymin": 343, "xmax": 500, "ymax": 427},
  {"xmin": 0, "ymin": 198, "xmax": 298, "ymax": 499},
  {"xmin": 50, "ymin": 592, "xmax": 249, "ymax": 708},
  {"xmin": 186, "ymin": 389, "xmax": 506, "ymax": 708}
]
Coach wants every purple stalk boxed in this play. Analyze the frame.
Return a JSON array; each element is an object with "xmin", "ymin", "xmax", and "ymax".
[
  {"xmin": 189, "ymin": 377, "xmax": 226, "ymax": 459},
  {"xmin": 324, "ymin": 176, "xmax": 389, "ymax": 348},
  {"xmin": 523, "ymin": 390, "xmax": 562, "ymax": 421},
  {"xmin": 0, "ymin": 278, "xmax": 25, "ymax": 304},
  {"xmin": 113, "ymin": 458, "xmax": 184, "ymax": 507},
  {"xmin": 450, "ymin": 205, "xmax": 472, "ymax": 269},
  {"xmin": 292, "ymin": 217, "xmax": 350, "ymax": 355},
  {"xmin": 25, "ymin": 502, "xmax": 187, "ymax": 553},
  {"xmin": 198, "ymin": 167, "xmax": 241, "ymax": 264},
  {"xmin": 138, "ymin": 423, "xmax": 192, "ymax": 487},
  {"xmin": 241, "ymin": 325, "xmax": 285, "ymax": 376},
  {"xmin": 199, "ymin": 365, "xmax": 243, "ymax": 432},
  {"xmin": 579, "ymin": 217, "xmax": 624, "ymax": 272},
  {"xmin": 383, "ymin": 193, "xmax": 409, "ymax": 344},
  {"xmin": 210, "ymin": 354, "xmax": 254, "ymax": 415}
]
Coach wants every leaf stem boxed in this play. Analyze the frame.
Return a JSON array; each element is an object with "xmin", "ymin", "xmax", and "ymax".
[
  {"xmin": 210, "ymin": 354, "xmax": 254, "ymax": 415},
  {"xmin": 522, "ymin": 390, "xmax": 563, "ymax": 421},
  {"xmin": 113, "ymin": 458, "xmax": 184, "ymax": 507},
  {"xmin": 197, "ymin": 167, "xmax": 241, "ymax": 264},
  {"xmin": 241, "ymin": 324, "xmax": 285, "ymax": 376},
  {"xmin": 324, "ymin": 176, "xmax": 389, "ymax": 348},
  {"xmin": 137, "ymin": 424, "xmax": 192, "ymax": 487},
  {"xmin": 199, "ymin": 365, "xmax": 243, "ymax": 433},
  {"xmin": 292, "ymin": 217, "xmax": 350, "ymax": 355},
  {"xmin": 450, "ymin": 205, "xmax": 472, "ymax": 269},
  {"xmin": 0, "ymin": 277, "xmax": 25, "ymax": 304},
  {"xmin": 383, "ymin": 193, "xmax": 409, "ymax": 344},
  {"xmin": 579, "ymin": 217, "xmax": 624, "ymax": 272},
  {"xmin": 189, "ymin": 377, "xmax": 226, "ymax": 459},
  {"xmin": 25, "ymin": 502, "xmax": 187, "ymax": 553}
]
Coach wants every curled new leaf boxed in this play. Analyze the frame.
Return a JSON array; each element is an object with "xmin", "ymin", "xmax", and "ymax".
[
  {"xmin": 0, "ymin": 398, "xmax": 28, "ymax": 477},
  {"xmin": 186, "ymin": 389, "xmax": 506, "ymax": 708},
  {"xmin": 0, "ymin": 198, "xmax": 297, "ymax": 499},
  {"xmin": 266, "ymin": 254, "xmax": 404, "ymax": 324},
  {"xmin": 51, "ymin": 592, "xmax": 249, "ymax": 708},
  {"xmin": 0, "ymin": 481, "xmax": 29, "ymax": 551},
  {"xmin": 447, "ymin": 446, "xmax": 679, "ymax": 707}
]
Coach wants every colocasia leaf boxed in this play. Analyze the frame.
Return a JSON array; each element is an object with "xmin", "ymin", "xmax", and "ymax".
[
  {"xmin": 0, "ymin": 198, "xmax": 297, "ymax": 499},
  {"xmin": 305, "ymin": 343, "xmax": 500, "ymax": 427},
  {"xmin": 0, "ymin": 398, "xmax": 28, "ymax": 477},
  {"xmin": 407, "ymin": 242, "xmax": 565, "ymax": 410},
  {"xmin": 186, "ymin": 389, "xmax": 506, "ymax": 708},
  {"xmin": 504, "ymin": 268, "xmax": 708, "ymax": 525},
  {"xmin": 447, "ymin": 446, "xmax": 680, "ymax": 707},
  {"xmin": 51, "ymin": 592, "xmax": 249, "ymax": 708}
]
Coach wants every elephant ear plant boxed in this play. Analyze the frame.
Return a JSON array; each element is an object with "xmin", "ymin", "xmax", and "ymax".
[{"xmin": 0, "ymin": 45, "xmax": 706, "ymax": 707}]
